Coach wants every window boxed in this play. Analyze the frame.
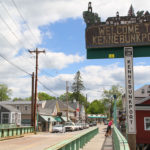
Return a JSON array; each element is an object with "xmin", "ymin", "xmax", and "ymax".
[
  {"xmin": 25, "ymin": 105, "xmax": 28, "ymax": 111},
  {"xmin": 12, "ymin": 113, "xmax": 15, "ymax": 123},
  {"xmin": 144, "ymin": 117, "xmax": 150, "ymax": 130},
  {"xmin": 141, "ymin": 89, "xmax": 145, "ymax": 94},
  {"xmin": 2, "ymin": 113, "xmax": 9, "ymax": 123},
  {"xmin": 16, "ymin": 105, "xmax": 19, "ymax": 110}
]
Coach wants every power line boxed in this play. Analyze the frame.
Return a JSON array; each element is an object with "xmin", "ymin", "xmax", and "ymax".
[
  {"xmin": 11, "ymin": 0, "xmax": 40, "ymax": 44},
  {"xmin": 0, "ymin": 1, "xmax": 35, "ymax": 48},
  {"xmin": 38, "ymin": 80, "xmax": 59, "ymax": 97},
  {"xmin": 0, "ymin": 53, "xmax": 31, "ymax": 76},
  {"xmin": 0, "ymin": 7, "xmax": 34, "ymax": 61},
  {"xmin": 0, "ymin": 13, "xmax": 21, "ymax": 43},
  {"xmin": 0, "ymin": 1, "xmax": 36, "ymax": 66},
  {"xmin": 38, "ymin": 68, "xmax": 54, "ymax": 77},
  {"xmin": 0, "ymin": 32, "xmax": 35, "ymax": 68}
]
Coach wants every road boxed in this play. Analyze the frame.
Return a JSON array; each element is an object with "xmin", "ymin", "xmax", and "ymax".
[{"xmin": 0, "ymin": 126, "xmax": 102, "ymax": 150}]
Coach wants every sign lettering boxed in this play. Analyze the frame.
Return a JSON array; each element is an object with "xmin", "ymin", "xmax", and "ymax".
[
  {"xmin": 124, "ymin": 47, "xmax": 136, "ymax": 134},
  {"xmin": 86, "ymin": 23, "xmax": 150, "ymax": 48}
]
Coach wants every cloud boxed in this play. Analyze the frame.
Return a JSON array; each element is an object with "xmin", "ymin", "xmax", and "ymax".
[
  {"xmin": 39, "ymin": 51, "xmax": 84, "ymax": 70},
  {"xmin": 36, "ymin": 64, "xmax": 150, "ymax": 102},
  {"xmin": 1, "ymin": 62, "xmax": 150, "ymax": 102},
  {"xmin": 1, "ymin": 0, "xmax": 149, "ymax": 58},
  {"xmin": 0, "ymin": 0, "xmax": 150, "ymax": 101}
]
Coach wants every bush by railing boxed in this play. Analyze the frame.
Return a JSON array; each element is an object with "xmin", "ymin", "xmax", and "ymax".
[
  {"xmin": 46, "ymin": 127, "xmax": 99, "ymax": 150},
  {"xmin": 112, "ymin": 125, "xmax": 130, "ymax": 150},
  {"xmin": 0, "ymin": 126, "xmax": 34, "ymax": 139}
]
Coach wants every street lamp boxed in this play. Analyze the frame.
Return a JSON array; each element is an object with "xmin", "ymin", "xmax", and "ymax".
[{"xmin": 113, "ymin": 95, "xmax": 117, "ymax": 126}]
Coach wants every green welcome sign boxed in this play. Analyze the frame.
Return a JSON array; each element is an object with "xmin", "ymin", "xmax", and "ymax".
[{"xmin": 83, "ymin": 2, "xmax": 150, "ymax": 59}]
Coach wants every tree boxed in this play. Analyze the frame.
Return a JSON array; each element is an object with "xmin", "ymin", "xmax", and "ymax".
[
  {"xmin": 102, "ymin": 85, "xmax": 124, "ymax": 118},
  {"xmin": 13, "ymin": 97, "xmax": 31, "ymax": 101},
  {"xmin": 136, "ymin": 10, "xmax": 144, "ymax": 17},
  {"xmin": 128, "ymin": 4, "xmax": 135, "ymax": 16},
  {"xmin": 59, "ymin": 92, "xmax": 73, "ymax": 102},
  {"xmin": 13, "ymin": 97, "xmax": 24, "ymax": 101},
  {"xmin": 59, "ymin": 92, "xmax": 89, "ymax": 109},
  {"xmin": 38, "ymin": 92, "xmax": 56, "ymax": 101},
  {"xmin": 0, "ymin": 84, "xmax": 12, "ymax": 101},
  {"xmin": 87, "ymin": 100, "xmax": 105, "ymax": 114},
  {"xmin": 72, "ymin": 71, "xmax": 85, "ymax": 103}
]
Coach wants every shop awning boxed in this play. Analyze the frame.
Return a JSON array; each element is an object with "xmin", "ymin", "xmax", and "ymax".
[
  {"xmin": 88, "ymin": 116, "xmax": 107, "ymax": 118},
  {"xmin": 54, "ymin": 116, "xmax": 62, "ymax": 122},
  {"xmin": 61, "ymin": 116, "xmax": 67, "ymax": 122},
  {"xmin": 40, "ymin": 115, "xmax": 56, "ymax": 122},
  {"xmin": 61, "ymin": 116, "xmax": 71, "ymax": 122}
]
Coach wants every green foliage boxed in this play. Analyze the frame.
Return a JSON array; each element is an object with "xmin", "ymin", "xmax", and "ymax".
[
  {"xmin": 59, "ymin": 92, "xmax": 73, "ymax": 101},
  {"xmin": 25, "ymin": 97, "xmax": 32, "ymax": 101},
  {"xmin": 59, "ymin": 92, "xmax": 89, "ymax": 110},
  {"xmin": 87, "ymin": 100, "xmax": 105, "ymax": 114},
  {"xmin": 38, "ymin": 92, "xmax": 56, "ymax": 101},
  {"xmin": 72, "ymin": 71, "xmax": 85, "ymax": 102},
  {"xmin": 13, "ymin": 97, "xmax": 31, "ymax": 101},
  {"xmin": 13, "ymin": 97, "xmax": 24, "ymax": 101},
  {"xmin": 101, "ymin": 85, "xmax": 124, "ymax": 118},
  {"xmin": 0, "ymin": 84, "xmax": 12, "ymax": 101},
  {"xmin": 136, "ymin": 11, "xmax": 144, "ymax": 17}
]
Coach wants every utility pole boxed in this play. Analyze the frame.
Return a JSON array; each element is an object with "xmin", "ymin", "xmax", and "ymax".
[
  {"xmin": 85, "ymin": 94, "xmax": 88, "ymax": 123},
  {"xmin": 31, "ymin": 72, "xmax": 34, "ymax": 126},
  {"xmin": 66, "ymin": 81, "xmax": 69, "ymax": 121},
  {"xmin": 29, "ymin": 48, "xmax": 45, "ymax": 133}
]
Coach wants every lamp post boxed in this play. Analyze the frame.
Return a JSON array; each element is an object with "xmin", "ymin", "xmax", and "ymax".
[{"xmin": 113, "ymin": 95, "xmax": 117, "ymax": 126}]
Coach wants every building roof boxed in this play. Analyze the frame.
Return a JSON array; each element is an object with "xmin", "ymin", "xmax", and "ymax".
[
  {"xmin": 136, "ymin": 96, "xmax": 150, "ymax": 105},
  {"xmin": 38, "ymin": 107, "xmax": 53, "ymax": 115},
  {"xmin": 44, "ymin": 100, "xmax": 57, "ymax": 112},
  {"xmin": 0, "ymin": 100, "xmax": 44, "ymax": 105},
  {"xmin": 0, "ymin": 104, "xmax": 20, "ymax": 113},
  {"xmin": 59, "ymin": 101, "xmax": 75, "ymax": 112},
  {"xmin": 44, "ymin": 100, "xmax": 75, "ymax": 112},
  {"xmin": 134, "ymin": 85, "xmax": 150, "ymax": 98}
]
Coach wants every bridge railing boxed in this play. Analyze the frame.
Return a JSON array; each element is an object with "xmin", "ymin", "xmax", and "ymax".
[
  {"xmin": 0, "ymin": 126, "xmax": 34, "ymax": 139},
  {"xmin": 112, "ymin": 125, "xmax": 130, "ymax": 150},
  {"xmin": 46, "ymin": 127, "xmax": 99, "ymax": 150},
  {"xmin": 0, "ymin": 124, "xmax": 17, "ymax": 129}
]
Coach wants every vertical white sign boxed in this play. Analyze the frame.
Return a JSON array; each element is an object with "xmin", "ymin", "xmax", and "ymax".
[{"xmin": 124, "ymin": 47, "xmax": 136, "ymax": 134}]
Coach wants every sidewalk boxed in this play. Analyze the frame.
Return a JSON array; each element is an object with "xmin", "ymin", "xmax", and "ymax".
[
  {"xmin": 82, "ymin": 124, "xmax": 111, "ymax": 150},
  {"xmin": 102, "ymin": 136, "xmax": 113, "ymax": 150}
]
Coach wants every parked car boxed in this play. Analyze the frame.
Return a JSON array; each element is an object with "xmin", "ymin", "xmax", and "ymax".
[
  {"xmin": 92, "ymin": 121, "xmax": 97, "ymax": 126},
  {"xmin": 81, "ymin": 123, "xmax": 86, "ymax": 129},
  {"xmin": 64, "ymin": 122, "xmax": 76, "ymax": 131},
  {"xmin": 52, "ymin": 124, "xmax": 66, "ymax": 133},
  {"xmin": 89, "ymin": 122, "xmax": 93, "ymax": 127},
  {"xmin": 75, "ymin": 123, "xmax": 83, "ymax": 130},
  {"xmin": 85, "ymin": 123, "xmax": 89, "ymax": 128}
]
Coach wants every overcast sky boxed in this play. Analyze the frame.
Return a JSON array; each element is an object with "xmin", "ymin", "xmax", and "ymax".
[{"xmin": 0, "ymin": 0, "xmax": 150, "ymax": 102}]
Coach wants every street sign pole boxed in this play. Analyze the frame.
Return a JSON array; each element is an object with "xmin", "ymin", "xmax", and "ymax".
[{"xmin": 124, "ymin": 47, "xmax": 136, "ymax": 150}]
